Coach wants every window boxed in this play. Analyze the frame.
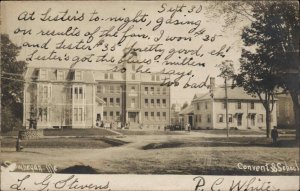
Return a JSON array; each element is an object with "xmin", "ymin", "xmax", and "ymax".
[
  {"xmin": 73, "ymin": 86, "xmax": 84, "ymax": 100},
  {"xmin": 116, "ymin": 86, "xmax": 121, "ymax": 94},
  {"xmin": 104, "ymin": 73, "xmax": 108, "ymax": 79},
  {"xmin": 109, "ymin": 73, "xmax": 113, "ymax": 79},
  {"xmin": 150, "ymin": 87, "xmax": 154, "ymax": 95},
  {"xmin": 250, "ymin": 101, "xmax": 255, "ymax": 109},
  {"xmin": 157, "ymin": 99, "xmax": 160, "ymax": 107},
  {"xmin": 151, "ymin": 99, "xmax": 154, "ymax": 107},
  {"xmin": 43, "ymin": 86, "xmax": 48, "ymax": 100},
  {"xmin": 74, "ymin": 108, "xmax": 78, "ymax": 121},
  {"xmin": 103, "ymin": 98, "xmax": 107, "ymax": 106},
  {"xmin": 145, "ymin": 99, "xmax": 149, "ymax": 107},
  {"xmin": 207, "ymin": 114, "xmax": 211, "ymax": 123},
  {"xmin": 57, "ymin": 70, "xmax": 64, "ymax": 80},
  {"xmin": 218, "ymin": 114, "xmax": 224, "ymax": 123},
  {"xmin": 162, "ymin": 99, "xmax": 166, "ymax": 107},
  {"xmin": 162, "ymin": 87, "xmax": 167, "ymax": 95},
  {"xmin": 116, "ymin": 98, "xmax": 120, "ymax": 106},
  {"xmin": 163, "ymin": 112, "xmax": 166, "ymax": 120},
  {"xmin": 131, "ymin": 74, "xmax": 136, "ymax": 80},
  {"xmin": 116, "ymin": 112, "xmax": 120, "ymax": 119},
  {"xmin": 131, "ymin": 86, "xmax": 136, "ymax": 93},
  {"xmin": 40, "ymin": 69, "xmax": 47, "ymax": 79},
  {"xmin": 78, "ymin": 108, "xmax": 84, "ymax": 121},
  {"xmin": 103, "ymin": 111, "xmax": 107, "ymax": 120},
  {"xmin": 199, "ymin": 114, "xmax": 202, "ymax": 123},
  {"xmin": 78, "ymin": 87, "xmax": 84, "ymax": 99},
  {"xmin": 151, "ymin": 112, "xmax": 154, "ymax": 120},
  {"xmin": 131, "ymin": 98, "xmax": 135, "ymax": 108},
  {"xmin": 156, "ymin": 75, "xmax": 160, "ymax": 81},
  {"xmin": 75, "ymin": 71, "xmax": 83, "ymax": 81},
  {"xmin": 228, "ymin": 114, "xmax": 233, "ymax": 123},
  {"xmin": 197, "ymin": 103, "xmax": 200, "ymax": 110},
  {"xmin": 110, "ymin": 98, "xmax": 114, "ymax": 106},
  {"xmin": 110, "ymin": 111, "xmax": 113, "ymax": 119},
  {"xmin": 237, "ymin": 101, "xmax": 242, "ymax": 109},
  {"xmin": 151, "ymin": 75, "xmax": 155, "ymax": 81},
  {"xmin": 38, "ymin": 84, "xmax": 51, "ymax": 101},
  {"xmin": 157, "ymin": 112, "xmax": 160, "ymax": 119},
  {"xmin": 222, "ymin": 101, "xmax": 227, "ymax": 109},
  {"xmin": 205, "ymin": 102, "xmax": 208, "ymax": 109},
  {"xmin": 110, "ymin": 86, "xmax": 114, "ymax": 93},
  {"xmin": 144, "ymin": 87, "xmax": 148, "ymax": 94},
  {"xmin": 157, "ymin": 87, "xmax": 160, "ymax": 94},
  {"xmin": 258, "ymin": 114, "xmax": 264, "ymax": 123},
  {"xmin": 145, "ymin": 112, "xmax": 148, "ymax": 120},
  {"xmin": 73, "ymin": 107, "xmax": 84, "ymax": 122},
  {"xmin": 97, "ymin": 85, "xmax": 102, "ymax": 93}
]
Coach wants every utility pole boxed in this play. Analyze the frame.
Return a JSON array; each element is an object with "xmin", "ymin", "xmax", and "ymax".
[{"xmin": 225, "ymin": 77, "xmax": 229, "ymax": 138}]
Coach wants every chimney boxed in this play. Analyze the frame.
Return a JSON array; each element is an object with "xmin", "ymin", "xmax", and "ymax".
[{"xmin": 209, "ymin": 77, "xmax": 215, "ymax": 98}]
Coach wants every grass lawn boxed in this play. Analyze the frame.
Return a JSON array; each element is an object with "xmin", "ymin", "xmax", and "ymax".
[
  {"xmin": 1, "ymin": 134, "xmax": 298, "ymax": 175},
  {"xmin": 1, "ymin": 128, "xmax": 118, "ymax": 137},
  {"xmin": 1, "ymin": 137, "xmax": 128, "ymax": 148}
]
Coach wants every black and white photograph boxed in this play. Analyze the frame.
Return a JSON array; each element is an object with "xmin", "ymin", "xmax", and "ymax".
[{"xmin": 0, "ymin": 1, "xmax": 299, "ymax": 190}]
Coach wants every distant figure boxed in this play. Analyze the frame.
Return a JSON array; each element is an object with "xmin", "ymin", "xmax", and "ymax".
[
  {"xmin": 271, "ymin": 126, "xmax": 279, "ymax": 145},
  {"xmin": 186, "ymin": 123, "xmax": 191, "ymax": 132}
]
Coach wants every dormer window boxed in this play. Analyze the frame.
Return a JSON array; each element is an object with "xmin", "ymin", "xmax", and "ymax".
[
  {"xmin": 39, "ymin": 69, "xmax": 47, "ymax": 80},
  {"xmin": 57, "ymin": 70, "xmax": 64, "ymax": 80},
  {"xmin": 75, "ymin": 71, "xmax": 83, "ymax": 81}
]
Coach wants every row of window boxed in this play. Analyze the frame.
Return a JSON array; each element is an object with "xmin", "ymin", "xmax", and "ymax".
[
  {"xmin": 38, "ymin": 85, "xmax": 86, "ymax": 101},
  {"xmin": 103, "ymin": 97, "xmax": 121, "ymax": 107},
  {"xmin": 97, "ymin": 85, "xmax": 168, "ymax": 95},
  {"xmin": 144, "ymin": 86, "xmax": 167, "ymax": 95},
  {"xmin": 144, "ymin": 112, "xmax": 167, "ymax": 120},
  {"xmin": 39, "ymin": 69, "xmax": 84, "ymax": 81},
  {"xmin": 195, "ymin": 114, "xmax": 211, "ymax": 123},
  {"xmin": 102, "ymin": 111, "xmax": 168, "ymax": 120},
  {"xmin": 194, "ymin": 114, "xmax": 268, "ymax": 124},
  {"xmin": 221, "ymin": 101, "xmax": 256, "ymax": 110},
  {"xmin": 36, "ymin": 107, "xmax": 84, "ymax": 123},
  {"xmin": 195, "ymin": 101, "xmax": 257, "ymax": 110},
  {"xmin": 144, "ymin": 99, "xmax": 167, "ymax": 107}
]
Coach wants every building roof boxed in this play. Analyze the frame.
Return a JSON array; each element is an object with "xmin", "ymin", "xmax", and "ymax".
[
  {"xmin": 24, "ymin": 67, "xmax": 95, "ymax": 83},
  {"xmin": 193, "ymin": 86, "xmax": 275, "ymax": 101},
  {"xmin": 179, "ymin": 105, "xmax": 194, "ymax": 115}
]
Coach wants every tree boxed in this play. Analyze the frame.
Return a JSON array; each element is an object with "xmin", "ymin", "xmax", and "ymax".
[
  {"xmin": 1, "ymin": 34, "xmax": 27, "ymax": 132},
  {"xmin": 235, "ymin": 2, "xmax": 299, "ymax": 138}
]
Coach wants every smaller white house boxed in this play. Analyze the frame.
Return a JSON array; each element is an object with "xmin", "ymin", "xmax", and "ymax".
[{"xmin": 192, "ymin": 78, "xmax": 277, "ymax": 130}]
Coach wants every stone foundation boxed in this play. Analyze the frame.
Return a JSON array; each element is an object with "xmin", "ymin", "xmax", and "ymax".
[{"xmin": 19, "ymin": 129, "xmax": 44, "ymax": 140}]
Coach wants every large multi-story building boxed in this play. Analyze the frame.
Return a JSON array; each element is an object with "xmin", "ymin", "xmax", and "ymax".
[
  {"xmin": 190, "ymin": 78, "xmax": 277, "ymax": 130},
  {"xmin": 23, "ymin": 67, "xmax": 98, "ymax": 129},
  {"xmin": 23, "ymin": 63, "xmax": 171, "ymax": 130},
  {"xmin": 94, "ymin": 62, "xmax": 171, "ymax": 130}
]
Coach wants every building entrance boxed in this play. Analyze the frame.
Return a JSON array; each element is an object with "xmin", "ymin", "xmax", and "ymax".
[{"xmin": 128, "ymin": 112, "xmax": 138, "ymax": 123}]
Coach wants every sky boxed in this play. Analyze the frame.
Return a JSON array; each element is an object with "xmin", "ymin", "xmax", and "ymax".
[{"xmin": 1, "ymin": 1, "xmax": 250, "ymax": 105}]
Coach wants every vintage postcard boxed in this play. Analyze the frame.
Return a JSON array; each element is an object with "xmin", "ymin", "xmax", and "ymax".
[{"xmin": 1, "ymin": 1, "xmax": 299, "ymax": 191}]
